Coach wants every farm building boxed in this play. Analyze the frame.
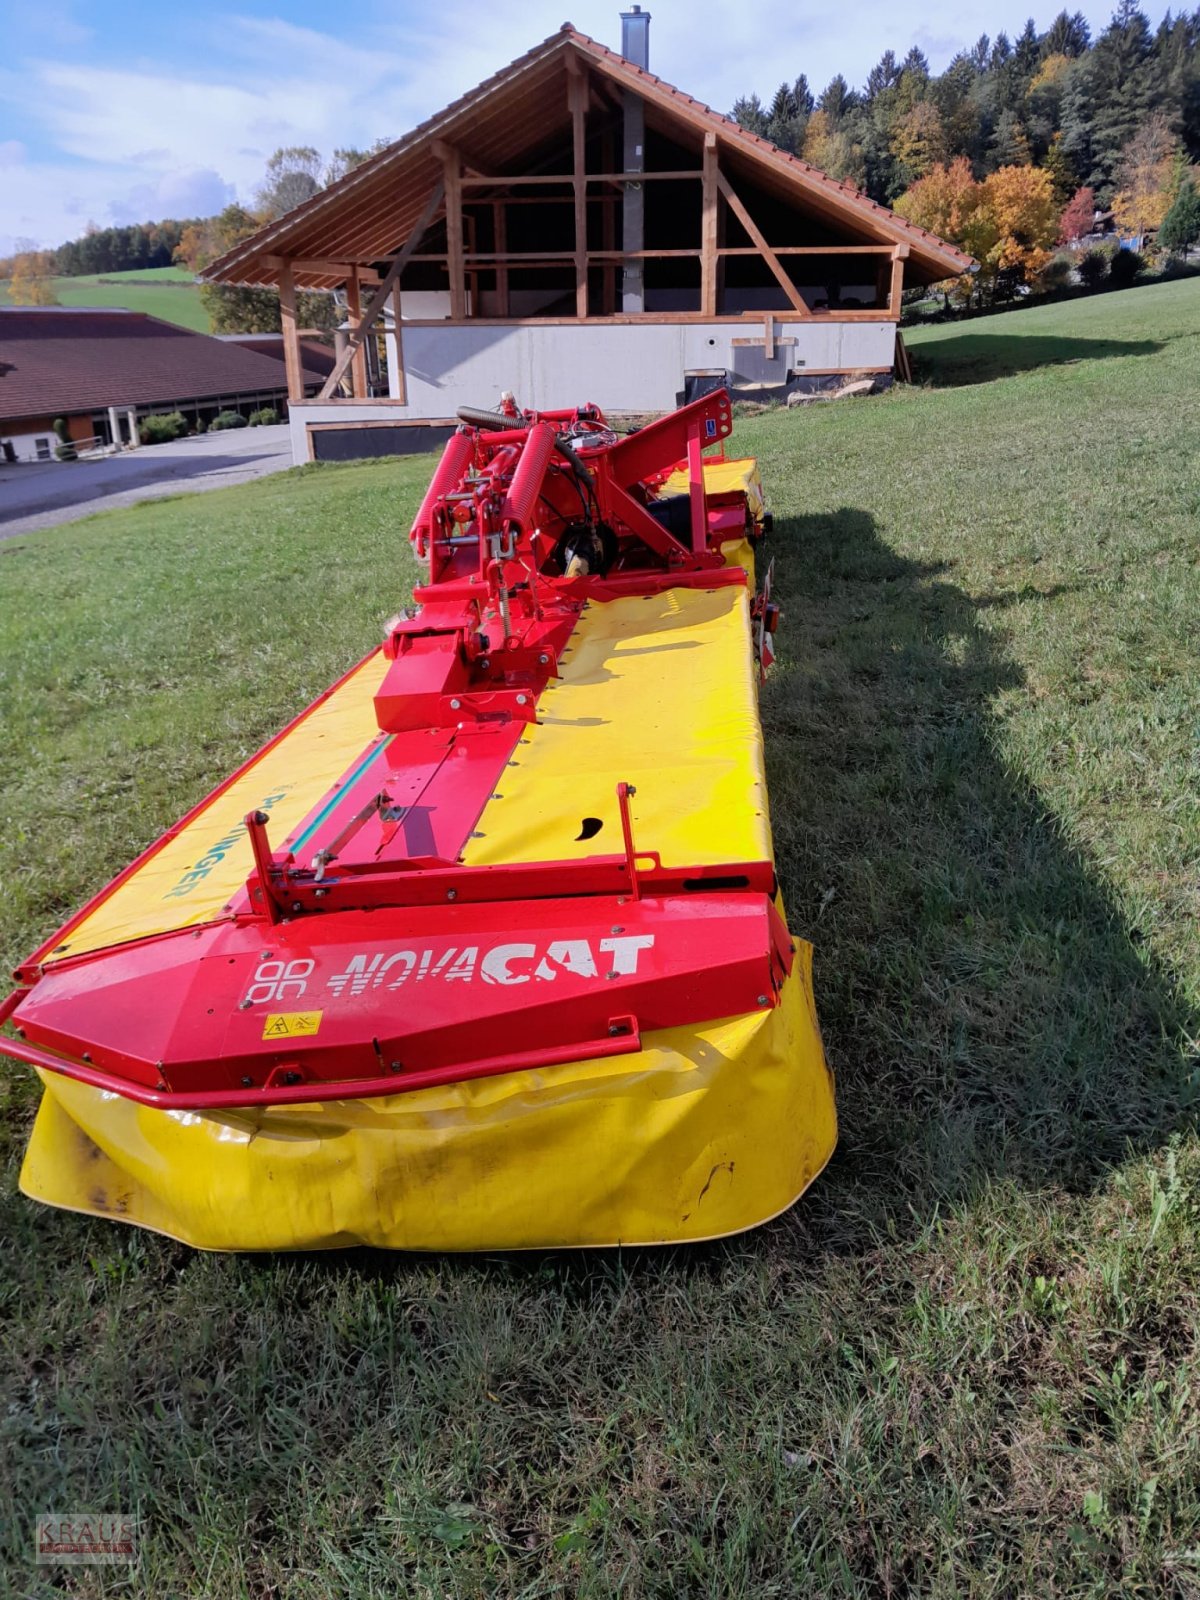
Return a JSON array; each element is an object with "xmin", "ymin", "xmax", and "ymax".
[
  {"xmin": 203, "ymin": 11, "xmax": 973, "ymax": 465},
  {"xmin": 214, "ymin": 332, "xmax": 339, "ymax": 383},
  {"xmin": 0, "ymin": 308, "xmax": 331, "ymax": 462}
]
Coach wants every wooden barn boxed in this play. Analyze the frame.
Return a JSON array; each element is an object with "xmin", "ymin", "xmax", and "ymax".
[{"xmin": 203, "ymin": 10, "xmax": 972, "ymax": 464}]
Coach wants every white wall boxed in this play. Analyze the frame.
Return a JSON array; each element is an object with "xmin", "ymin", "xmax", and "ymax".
[
  {"xmin": 0, "ymin": 426, "xmax": 59, "ymax": 464},
  {"xmin": 295, "ymin": 318, "xmax": 896, "ymax": 462}
]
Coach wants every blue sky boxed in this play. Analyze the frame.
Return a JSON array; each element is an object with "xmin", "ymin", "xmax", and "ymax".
[{"xmin": 0, "ymin": 0, "xmax": 1126, "ymax": 256}]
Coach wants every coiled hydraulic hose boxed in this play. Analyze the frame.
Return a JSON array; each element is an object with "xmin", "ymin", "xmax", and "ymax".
[
  {"xmin": 456, "ymin": 405, "xmax": 525, "ymax": 432},
  {"xmin": 455, "ymin": 405, "xmax": 597, "ymax": 499}
]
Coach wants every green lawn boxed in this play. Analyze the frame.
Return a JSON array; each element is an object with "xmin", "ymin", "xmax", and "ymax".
[
  {"xmin": 1, "ymin": 267, "xmax": 209, "ymax": 332},
  {"xmin": 2, "ymin": 280, "xmax": 1199, "ymax": 1597}
]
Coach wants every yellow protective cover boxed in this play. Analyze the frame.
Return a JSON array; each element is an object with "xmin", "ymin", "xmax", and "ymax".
[
  {"xmin": 662, "ymin": 457, "xmax": 765, "ymax": 519},
  {"xmin": 19, "ymin": 950, "xmax": 835, "ymax": 1251},
  {"xmin": 465, "ymin": 581, "xmax": 770, "ymax": 871}
]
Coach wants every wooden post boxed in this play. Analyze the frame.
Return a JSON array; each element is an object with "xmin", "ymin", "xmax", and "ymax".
[
  {"xmin": 345, "ymin": 270, "xmax": 368, "ymax": 399},
  {"xmin": 278, "ymin": 261, "xmax": 304, "ymax": 403},
  {"xmin": 715, "ymin": 172, "xmax": 811, "ymax": 317},
  {"xmin": 716, "ymin": 172, "xmax": 727, "ymax": 311},
  {"xmin": 700, "ymin": 132, "xmax": 718, "ymax": 318},
  {"xmin": 600, "ymin": 129, "xmax": 617, "ymax": 314},
  {"xmin": 493, "ymin": 201, "xmax": 510, "ymax": 317},
  {"xmin": 390, "ymin": 281, "xmax": 406, "ymax": 404},
  {"xmin": 465, "ymin": 210, "xmax": 479, "ymax": 317},
  {"xmin": 888, "ymin": 243, "xmax": 909, "ymax": 318},
  {"xmin": 436, "ymin": 141, "xmax": 466, "ymax": 320},
  {"xmin": 568, "ymin": 59, "xmax": 588, "ymax": 318}
]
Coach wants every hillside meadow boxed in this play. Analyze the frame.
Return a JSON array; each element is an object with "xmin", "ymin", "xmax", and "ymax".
[{"xmin": 1, "ymin": 267, "xmax": 208, "ymax": 332}]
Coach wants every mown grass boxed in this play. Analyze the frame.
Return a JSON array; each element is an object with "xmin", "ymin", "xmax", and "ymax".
[{"xmin": 2, "ymin": 279, "xmax": 1199, "ymax": 1597}]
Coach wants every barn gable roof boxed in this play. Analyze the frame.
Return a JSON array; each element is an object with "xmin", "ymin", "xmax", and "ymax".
[{"xmin": 204, "ymin": 25, "xmax": 973, "ymax": 291}]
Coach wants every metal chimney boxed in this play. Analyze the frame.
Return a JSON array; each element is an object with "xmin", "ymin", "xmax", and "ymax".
[
  {"xmin": 620, "ymin": 5, "xmax": 650, "ymax": 69},
  {"xmin": 619, "ymin": 8, "xmax": 650, "ymax": 312}
]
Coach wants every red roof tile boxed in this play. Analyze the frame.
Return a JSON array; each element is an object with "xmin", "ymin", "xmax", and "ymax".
[
  {"xmin": 0, "ymin": 309, "xmax": 307, "ymax": 423},
  {"xmin": 215, "ymin": 333, "xmax": 336, "ymax": 377}
]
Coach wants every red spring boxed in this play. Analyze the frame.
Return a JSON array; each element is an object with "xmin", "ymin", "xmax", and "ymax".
[
  {"xmin": 410, "ymin": 431, "xmax": 475, "ymax": 554},
  {"xmin": 500, "ymin": 422, "xmax": 556, "ymax": 535}
]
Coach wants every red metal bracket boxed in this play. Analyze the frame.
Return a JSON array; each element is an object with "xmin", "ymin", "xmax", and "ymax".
[
  {"xmin": 245, "ymin": 810, "xmax": 289, "ymax": 924},
  {"xmin": 617, "ymin": 781, "xmax": 642, "ymax": 900}
]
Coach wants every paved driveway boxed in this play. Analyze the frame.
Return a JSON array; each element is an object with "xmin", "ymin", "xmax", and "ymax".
[{"xmin": 0, "ymin": 425, "xmax": 296, "ymax": 539}]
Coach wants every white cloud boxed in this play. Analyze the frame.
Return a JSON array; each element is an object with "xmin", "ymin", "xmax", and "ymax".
[
  {"xmin": 110, "ymin": 168, "xmax": 236, "ymax": 226},
  {"xmin": 0, "ymin": 0, "xmax": 1122, "ymax": 251}
]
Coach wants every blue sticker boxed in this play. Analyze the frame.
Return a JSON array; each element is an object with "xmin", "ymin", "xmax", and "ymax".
[{"xmin": 705, "ymin": 418, "xmax": 716, "ymax": 438}]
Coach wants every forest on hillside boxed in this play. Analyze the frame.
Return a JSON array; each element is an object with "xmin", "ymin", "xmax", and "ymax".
[
  {"xmin": 731, "ymin": 3, "xmax": 1200, "ymax": 299},
  {"xmin": 732, "ymin": 2, "xmax": 1199, "ymax": 204}
]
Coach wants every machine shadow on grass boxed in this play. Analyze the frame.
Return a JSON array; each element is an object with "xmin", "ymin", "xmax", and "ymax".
[
  {"xmin": 910, "ymin": 332, "xmax": 1162, "ymax": 386},
  {"xmin": 755, "ymin": 507, "xmax": 1196, "ymax": 1258}
]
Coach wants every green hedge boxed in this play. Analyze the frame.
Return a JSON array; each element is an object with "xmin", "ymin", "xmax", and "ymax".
[{"xmin": 138, "ymin": 411, "xmax": 188, "ymax": 446}]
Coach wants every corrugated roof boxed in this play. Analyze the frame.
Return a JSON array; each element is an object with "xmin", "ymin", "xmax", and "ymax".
[
  {"xmin": 204, "ymin": 25, "xmax": 974, "ymax": 292},
  {"xmin": 0, "ymin": 309, "xmax": 310, "ymax": 422}
]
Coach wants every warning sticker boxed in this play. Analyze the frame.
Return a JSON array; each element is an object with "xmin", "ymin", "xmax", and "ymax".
[{"xmin": 261, "ymin": 1011, "xmax": 323, "ymax": 1040}]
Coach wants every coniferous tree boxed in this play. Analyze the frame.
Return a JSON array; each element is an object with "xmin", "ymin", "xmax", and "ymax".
[
  {"xmin": 1158, "ymin": 174, "xmax": 1200, "ymax": 251},
  {"xmin": 765, "ymin": 82, "xmax": 809, "ymax": 152},
  {"xmin": 990, "ymin": 107, "xmax": 1033, "ymax": 164},
  {"xmin": 1042, "ymin": 10, "xmax": 1092, "ymax": 58},
  {"xmin": 818, "ymin": 74, "xmax": 856, "ymax": 122},
  {"xmin": 866, "ymin": 50, "xmax": 901, "ymax": 101},
  {"xmin": 731, "ymin": 94, "xmax": 770, "ymax": 137},
  {"xmin": 1014, "ymin": 18, "xmax": 1041, "ymax": 73},
  {"xmin": 1043, "ymin": 131, "xmax": 1078, "ymax": 200},
  {"xmin": 1084, "ymin": 2, "xmax": 1158, "ymax": 194}
]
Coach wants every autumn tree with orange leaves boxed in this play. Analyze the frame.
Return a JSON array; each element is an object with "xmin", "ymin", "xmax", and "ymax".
[
  {"xmin": 1111, "ymin": 113, "xmax": 1176, "ymax": 239},
  {"xmin": 982, "ymin": 164, "xmax": 1060, "ymax": 281},
  {"xmin": 8, "ymin": 251, "xmax": 60, "ymax": 306},
  {"xmin": 895, "ymin": 158, "xmax": 1061, "ymax": 301}
]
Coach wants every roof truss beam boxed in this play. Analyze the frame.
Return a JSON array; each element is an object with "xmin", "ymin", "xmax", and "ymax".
[
  {"xmin": 316, "ymin": 182, "xmax": 445, "ymax": 401},
  {"xmin": 715, "ymin": 169, "xmax": 811, "ymax": 318},
  {"xmin": 262, "ymin": 256, "xmax": 380, "ymax": 284}
]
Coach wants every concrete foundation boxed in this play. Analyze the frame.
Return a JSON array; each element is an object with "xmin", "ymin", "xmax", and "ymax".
[{"xmin": 291, "ymin": 318, "xmax": 896, "ymax": 463}]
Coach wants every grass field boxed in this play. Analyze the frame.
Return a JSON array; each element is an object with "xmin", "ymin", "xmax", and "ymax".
[
  {"xmin": 1, "ymin": 267, "xmax": 208, "ymax": 332},
  {"xmin": 2, "ymin": 280, "xmax": 1199, "ymax": 1596}
]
